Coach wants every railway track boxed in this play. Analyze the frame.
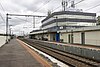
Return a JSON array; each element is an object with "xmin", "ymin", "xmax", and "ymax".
[{"xmin": 20, "ymin": 39, "xmax": 100, "ymax": 67}]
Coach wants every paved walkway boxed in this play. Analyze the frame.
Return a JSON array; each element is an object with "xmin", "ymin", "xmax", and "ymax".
[{"xmin": 0, "ymin": 39, "xmax": 43, "ymax": 67}]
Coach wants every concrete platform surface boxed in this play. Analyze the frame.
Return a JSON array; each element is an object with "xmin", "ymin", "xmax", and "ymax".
[{"xmin": 0, "ymin": 39, "xmax": 43, "ymax": 67}]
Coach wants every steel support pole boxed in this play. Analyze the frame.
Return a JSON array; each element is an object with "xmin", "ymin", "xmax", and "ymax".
[
  {"xmin": 56, "ymin": 17, "xmax": 58, "ymax": 30},
  {"xmin": 6, "ymin": 13, "xmax": 8, "ymax": 43},
  {"xmin": 33, "ymin": 17, "xmax": 35, "ymax": 28}
]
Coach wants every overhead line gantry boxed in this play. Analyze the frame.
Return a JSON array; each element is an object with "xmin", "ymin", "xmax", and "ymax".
[{"xmin": 6, "ymin": 13, "xmax": 47, "ymax": 43}]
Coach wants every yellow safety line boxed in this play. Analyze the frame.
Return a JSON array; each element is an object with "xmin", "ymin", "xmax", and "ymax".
[{"xmin": 17, "ymin": 39, "xmax": 52, "ymax": 67}]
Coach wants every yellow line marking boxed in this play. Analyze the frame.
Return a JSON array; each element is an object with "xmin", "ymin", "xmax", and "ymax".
[{"xmin": 17, "ymin": 39, "xmax": 52, "ymax": 67}]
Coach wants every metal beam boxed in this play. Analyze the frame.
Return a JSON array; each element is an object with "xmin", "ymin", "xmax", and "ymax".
[
  {"xmin": 7, "ymin": 13, "xmax": 47, "ymax": 17},
  {"xmin": 5, "ymin": 13, "xmax": 46, "ymax": 43}
]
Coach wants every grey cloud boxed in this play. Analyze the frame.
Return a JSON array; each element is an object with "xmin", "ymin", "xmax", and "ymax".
[{"xmin": 0, "ymin": 0, "xmax": 100, "ymax": 34}]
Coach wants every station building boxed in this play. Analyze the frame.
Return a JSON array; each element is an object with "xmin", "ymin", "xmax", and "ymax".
[{"xmin": 30, "ymin": 10, "xmax": 97, "ymax": 44}]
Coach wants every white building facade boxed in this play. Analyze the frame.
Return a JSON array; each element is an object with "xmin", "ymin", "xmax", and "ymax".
[{"xmin": 30, "ymin": 11, "xmax": 97, "ymax": 44}]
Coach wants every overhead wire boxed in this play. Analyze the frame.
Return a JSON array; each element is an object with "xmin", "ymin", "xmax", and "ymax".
[
  {"xmin": 75, "ymin": 0, "xmax": 85, "ymax": 5},
  {"xmin": 32, "ymin": 0, "xmax": 53, "ymax": 28},
  {"xmin": 0, "ymin": 2, "xmax": 6, "ymax": 12},
  {"xmin": 35, "ymin": 17, "xmax": 43, "ymax": 24},
  {"xmin": 13, "ymin": 17, "xmax": 31, "ymax": 32},
  {"xmin": 33, "ymin": 0, "xmax": 52, "ymax": 13},
  {"xmin": 0, "ymin": 1, "xmax": 6, "ymax": 23},
  {"xmin": 0, "ymin": 12, "xmax": 5, "ymax": 22},
  {"xmin": 52, "ymin": 5, "xmax": 61, "ymax": 12},
  {"xmin": 85, "ymin": 3, "xmax": 100, "ymax": 11},
  {"xmin": 14, "ymin": 17, "xmax": 35, "ymax": 28},
  {"xmin": 14, "ymin": 17, "xmax": 30, "ymax": 22}
]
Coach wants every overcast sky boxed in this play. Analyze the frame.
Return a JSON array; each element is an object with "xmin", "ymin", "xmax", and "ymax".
[{"xmin": 0, "ymin": 0, "xmax": 100, "ymax": 35}]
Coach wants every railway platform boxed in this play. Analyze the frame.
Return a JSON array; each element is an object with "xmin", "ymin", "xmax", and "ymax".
[{"xmin": 0, "ymin": 39, "xmax": 51, "ymax": 67}]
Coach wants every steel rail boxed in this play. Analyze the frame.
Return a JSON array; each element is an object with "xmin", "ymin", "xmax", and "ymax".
[{"xmin": 20, "ymin": 39, "xmax": 100, "ymax": 67}]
